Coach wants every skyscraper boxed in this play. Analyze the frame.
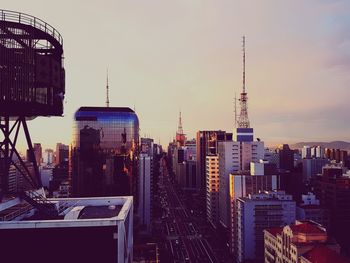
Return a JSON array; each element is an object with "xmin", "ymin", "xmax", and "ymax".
[
  {"xmin": 138, "ymin": 153, "xmax": 151, "ymax": 232},
  {"xmin": 197, "ymin": 130, "xmax": 232, "ymax": 191},
  {"xmin": 278, "ymin": 144, "xmax": 294, "ymax": 171},
  {"xmin": 55, "ymin": 143, "xmax": 69, "ymax": 166},
  {"xmin": 70, "ymin": 107, "xmax": 139, "ymax": 198},
  {"xmin": 33, "ymin": 143, "xmax": 42, "ymax": 165},
  {"xmin": 206, "ymin": 154, "xmax": 220, "ymax": 228},
  {"xmin": 217, "ymin": 36, "xmax": 266, "ymax": 255}
]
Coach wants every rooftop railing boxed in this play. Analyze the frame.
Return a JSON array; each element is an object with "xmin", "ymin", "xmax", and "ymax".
[{"xmin": 0, "ymin": 9, "xmax": 63, "ymax": 45}]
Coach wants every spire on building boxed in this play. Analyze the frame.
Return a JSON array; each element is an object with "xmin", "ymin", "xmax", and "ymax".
[
  {"xmin": 106, "ymin": 68, "xmax": 110, "ymax": 107},
  {"xmin": 176, "ymin": 111, "xmax": 186, "ymax": 146},
  {"xmin": 177, "ymin": 111, "xmax": 184, "ymax": 135},
  {"xmin": 237, "ymin": 36, "xmax": 250, "ymax": 128}
]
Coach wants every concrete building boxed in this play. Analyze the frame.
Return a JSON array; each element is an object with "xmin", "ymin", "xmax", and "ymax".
[
  {"xmin": 185, "ymin": 160, "xmax": 197, "ymax": 190},
  {"xmin": 206, "ymin": 154, "xmax": 219, "ymax": 228},
  {"xmin": 196, "ymin": 130, "xmax": 232, "ymax": 192},
  {"xmin": 218, "ymin": 141, "xmax": 240, "ymax": 228},
  {"xmin": 33, "ymin": 143, "xmax": 43, "ymax": 165},
  {"xmin": 302, "ymin": 146, "xmax": 312, "ymax": 159},
  {"xmin": 43, "ymin": 149, "xmax": 54, "ymax": 165},
  {"xmin": 0, "ymin": 192, "xmax": 133, "ymax": 263},
  {"xmin": 55, "ymin": 143, "xmax": 69, "ymax": 166},
  {"xmin": 7, "ymin": 165, "xmax": 18, "ymax": 193},
  {"xmin": 302, "ymin": 158, "xmax": 329, "ymax": 182},
  {"xmin": 278, "ymin": 144, "xmax": 294, "ymax": 171},
  {"xmin": 264, "ymin": 220, "xmax": 340, "ymax": 263},
  {"xmin": 138, "ymin": 153, "xmax": 151, "ymax": 232},
  {"xmin": 313, "ymin": 165, "xmax": 350, "ymax": 255},
  {"xmin": 300, "ymin": 246, "xmax": 350, "ymax": 263},
  {"xmin": 264, "ymin": 148, "xmax": 279, "ymax": 169},
  {"xmin": 315, "ymin": 146, "xmax": 325, "ymax": 159},
  {"xmin": 185, "ymin": 139, "xmax": 196, "ymax": 161},
  {"xmin": 229, "ymin": 161, "xmax": 279, "ymax": 255},
  {"xmin": 236, "ymin": 191, "xmax": 296, "ymax": 263},
  {"xmin": 296, "ymin": 193, "xmax": 329, "ymax": 229},
  {"xmin": 218, "ymin": 133, "xmax": 264, "ymax": 229},
  {"xmin": 40, "ymin": 165, "xmax": 54, "ymax": 189}
]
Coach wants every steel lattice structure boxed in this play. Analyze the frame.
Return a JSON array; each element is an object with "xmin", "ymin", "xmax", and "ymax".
[
  {"xmin": 0, "ymin": 9, "xmax": 65, "ymax": 193},
  {"xmin": 237, "ymin": 36, "xmax": 250, "ymax": 129}
]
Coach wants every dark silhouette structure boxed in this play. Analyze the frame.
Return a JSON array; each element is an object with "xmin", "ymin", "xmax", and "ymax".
[{"xmin": 0, "ymin": 9, "xmax": 65, "ymax": 193}]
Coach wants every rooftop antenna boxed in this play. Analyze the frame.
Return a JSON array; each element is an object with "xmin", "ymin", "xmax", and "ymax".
[
  {"xmin": 178, "ymin": 110, "xmax": 183, "ymax": 135},
  {"xmin": 237, "ymin": 36, "xmax": 250, "ymax": 128},
  {"xmin": 234, "ymin": 91, "xmax": 237, "ymax": 128},
  {"xmin": 106, "ymin": 68, "xmax": 110, "ymax": 107}
]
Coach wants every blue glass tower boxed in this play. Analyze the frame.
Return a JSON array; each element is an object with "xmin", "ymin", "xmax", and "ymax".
[{"xmin": 70, "ymin": 107, "xmax": 139, "ymax": 198}]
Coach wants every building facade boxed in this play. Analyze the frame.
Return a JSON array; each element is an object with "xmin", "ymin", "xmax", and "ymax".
[
  {"xmin": 196, "ymin": 131, "xmax": 232, "ymax": 192},
  {"xmin": 313, "ymin": 165, "xmax": 350, "ymax": 255},
  {"xmin": 138, "ymin": 153, "xmax": 151, "ymax": 232},
  {"xmin": 70, "ymin": 107, "xmax": 139, "ymax": 199},
  {"xmin": 206, "ymin": 154, "xmax": 219, "ymax": 228},
  {"xmin": 218, "ymin": 139, "xmax": 264, "ymax": 229},
  {"xmin": 0, "ymin": 193, "xmax": 133, "ymax": 263},
  {"xmin": 264, "ymin": 220, "xmax": 340, "ymax": 263},
  {"xmin": 236, "ymin": 191, "xmax": 296, "ymax": 263},
  {"xmin": 229, "ymin": 161, "xmax": 279, "ymax": 255},
  {"xmin": 296, "ymin": 192, "xmax": 329, "ymax": 229}
]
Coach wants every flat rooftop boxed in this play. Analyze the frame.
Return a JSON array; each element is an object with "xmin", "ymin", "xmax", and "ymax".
[{"xmin": 0, "ymin": 192, "xmax": 133, "ymax": 229}]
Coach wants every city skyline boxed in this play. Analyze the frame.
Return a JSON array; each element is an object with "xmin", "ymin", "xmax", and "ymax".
[{"xmin": 3, "ymin": 0, "xmax": 350, "ymax": 151}]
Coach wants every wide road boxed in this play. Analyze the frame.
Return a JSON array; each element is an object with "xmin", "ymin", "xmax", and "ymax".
[{"xmin": 159, "ymin": 158, "xmax": 218, "ymax": 263}]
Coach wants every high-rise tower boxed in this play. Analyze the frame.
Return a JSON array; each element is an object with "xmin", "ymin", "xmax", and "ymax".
[
  {"xmin": 218, "ymin": 36, "xmax": 266, "ymax": 255},
  {"xmin": 237, "ymin": 36, "xmax": 250, "ymax": 129}
]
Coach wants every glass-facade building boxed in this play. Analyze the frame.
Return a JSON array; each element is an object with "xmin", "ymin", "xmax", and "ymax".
[{"xmin": 70, "ymin": 107, "xmax": 139, "ymax": 198}]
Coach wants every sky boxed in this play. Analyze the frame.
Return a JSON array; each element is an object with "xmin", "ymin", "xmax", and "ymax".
[{"xmin": 2, "ymin": 0, "xmax": 350, "ymax": 151}]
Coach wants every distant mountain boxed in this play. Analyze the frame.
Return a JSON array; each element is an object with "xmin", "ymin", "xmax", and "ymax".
[{"xmin": 290, "ymin": 141, "xmax": 350, "ymax": 151}]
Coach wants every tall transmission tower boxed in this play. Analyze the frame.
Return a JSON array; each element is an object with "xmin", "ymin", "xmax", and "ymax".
[
  {"xmin": 234, "ymin": 92, "xmax": 237, "ymax": 128},
  {"xmin": 177, "ymin": 111, "xmax": 184, "ymax": 135},
  {"xmin": 237, "ymin": 36, "xmax": 250, "ymax": 128},
  {"xmin": 106, "ymin": 68, "xmax": 110, "ymax": 107}
]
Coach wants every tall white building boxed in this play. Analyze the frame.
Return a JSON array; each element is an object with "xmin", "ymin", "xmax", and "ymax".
[
  {"xmin": 302, "ymin": 146, "xmax": 311, "ymax": 159},
  {"xmin": 206, "ymin": 154, "xmax": 219, "ymax": 228},
  {"xmin": 218, "ymin": 137, "xmax": 264, "ymax": 229},
  {"xmin": 229, "ymin": 161, "xmax": 279, "ymax": 255},
  {"xmin": 236, "ymin": 191, "xmax": 296, "ymax": 263},
  {"xmin": 218, "ymin": 141, "xmax": 240, "ymax": 228}
]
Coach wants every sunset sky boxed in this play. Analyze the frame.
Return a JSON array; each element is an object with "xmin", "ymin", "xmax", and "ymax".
[{"xmin": 2, "ymin": 0, "xmax": 350, "ymax": 151}]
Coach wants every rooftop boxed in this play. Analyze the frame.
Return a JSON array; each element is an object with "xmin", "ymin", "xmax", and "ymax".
[
  {"xmin": 290, "ymin": 222, "xmax": 325, "ymax": 235},
  {"xmin": 0, "ymin": 190, "xmax": 132, "ymax": 229},
  {"xmin": 298, "ymin": 204, "xmax": 323, "ymax": 209},
  {"xmin": 78, "ymin": 106, "xmax": 134, "ymax": 113},
  {"xmin": 265, "ymin": 227, "xmax": 284, "ymax": 237},
  {"xmin": 302, "ymin": 245, "xmax": 350, "ymax": 263}
]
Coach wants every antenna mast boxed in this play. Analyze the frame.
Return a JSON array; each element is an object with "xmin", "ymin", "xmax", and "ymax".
[
  {"xmin": 106, "ymin": 68, "xmax": 110, "ymax": 107},
  {"xmin": 234, "ymin": 92, "xmax": 237, "ymax": 128},
  {"xmin": 237, "ymin": 36, "xmax": 250, "ymax": 128}
]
